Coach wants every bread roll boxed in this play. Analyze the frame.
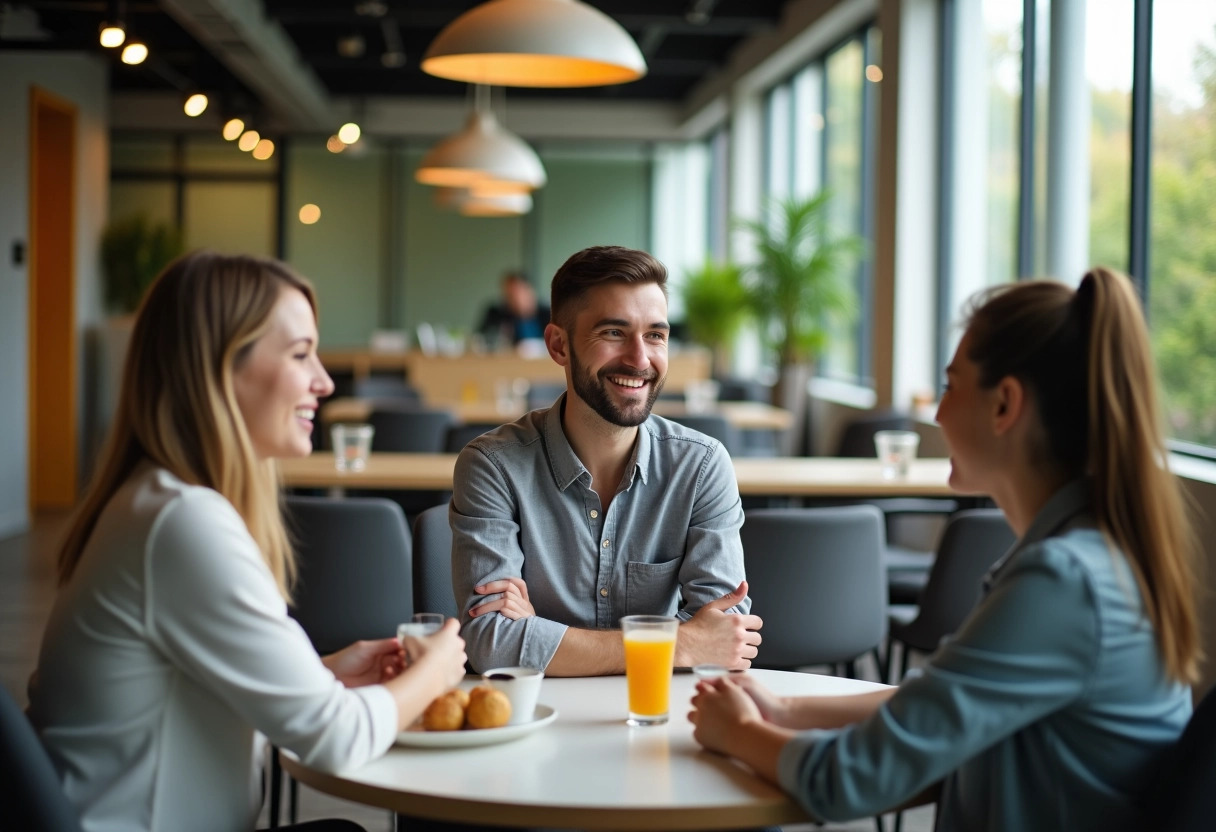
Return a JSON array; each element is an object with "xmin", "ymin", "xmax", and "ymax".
[
  {"xmin": 465, "ymin": 688, "xmax": 512, "ymax": 729},
  {"xmin": 421, "ymin": 690, "xmax": 466, "ymax": 731}
]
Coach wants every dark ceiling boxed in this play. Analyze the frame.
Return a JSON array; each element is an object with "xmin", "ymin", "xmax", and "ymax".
[{"xmin": 6, "ymin": 1, "xmax": 787, "ymax": 110}]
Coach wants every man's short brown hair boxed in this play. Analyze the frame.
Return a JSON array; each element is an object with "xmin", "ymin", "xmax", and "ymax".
[{"xmin": 549, "ymin": 246, "xmax": 668, "ymax": 331}]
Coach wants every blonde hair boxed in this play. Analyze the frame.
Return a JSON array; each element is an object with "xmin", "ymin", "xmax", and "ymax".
[
  {"xmin": 964, "ymin": 267, "xmax": 1199, "ymax": 683},
  {"xmin": 58, "ymin": 251, "xmax": 318, "ymax": 600}
]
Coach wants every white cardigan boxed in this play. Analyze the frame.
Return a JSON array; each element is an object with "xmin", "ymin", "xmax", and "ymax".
[{"xmin": 30, "ymin": 465, "xmax": 398, "ymax": 832}]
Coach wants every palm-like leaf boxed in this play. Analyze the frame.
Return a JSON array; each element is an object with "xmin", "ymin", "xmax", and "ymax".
[{"xmin": 736, "ymin": 192, "xmax": 864, "ymax": 367}]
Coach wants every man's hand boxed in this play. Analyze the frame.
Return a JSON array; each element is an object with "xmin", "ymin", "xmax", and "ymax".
[
  {"xmin": 470, "ymin": 576, "xmax": 535, "ymax": 620},
  {"xmin": 674, "ymin": 581, "xmax": 763, "ymax": 669}
]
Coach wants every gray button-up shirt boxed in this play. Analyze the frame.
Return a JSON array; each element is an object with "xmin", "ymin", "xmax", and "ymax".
[{"xmin": 450, "ymin": 396, "xmax": 748, "ymax": 672}]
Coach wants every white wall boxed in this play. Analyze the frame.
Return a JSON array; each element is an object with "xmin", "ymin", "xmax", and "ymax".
[{"xmin": 0, "ymin": 52, "xmax": 109, "ymax": 539}]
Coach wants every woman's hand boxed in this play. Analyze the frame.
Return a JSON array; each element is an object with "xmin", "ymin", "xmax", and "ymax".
[
  {"xmin": 470, "ymin": 577, "xmax": 535, "ymax": 620},
  {"xmin": 323, "ymin": 638, "xmax": 406, "ymax": 688},
  {"xmin": 401, "ymin": 618, "xmax": 467, "ymax": 690},
  {"xmin": 689, "ymin": 677, "xmax": 764, "ymax": 756},
  {"xmin": 732, "ymin": 674, "xmax": 793, "ymax": 727}
]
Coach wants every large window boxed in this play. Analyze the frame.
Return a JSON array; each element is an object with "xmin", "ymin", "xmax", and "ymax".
[
  {"xmin": 1148, "ymin": 2, "xmax": 1216, "ymax": 449},
  {"xmin": 761, "ymin": 25, "xmax": 878, "ymax": 386},
  {"xmin": 940, "ymin": 1, "xmax": 1215, "ymax": 454}
]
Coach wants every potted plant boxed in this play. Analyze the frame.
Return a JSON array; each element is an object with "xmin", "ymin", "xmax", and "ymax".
[
  {"xmin": 100, "ymin": 213, "xmax": 184, "ymax": 315},
  {"xmin": 737, "ymin": 192, "xmax": 863, "ymax": 413},
  {"xmin": 679, "ymin": 258, "xmax": 749, "ymax": 378}
]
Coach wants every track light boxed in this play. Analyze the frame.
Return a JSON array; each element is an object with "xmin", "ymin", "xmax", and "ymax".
[
  {"xmin": 99, "ymin": 23, "xmax": 125, "ymax": 48},
  {"xmin": 183, "ymin": 93, "xmax": 208, "ymax": 117},
  {"xmin": 252, "ymin": 139, "xmax": 275, "ymax": 161},
  {"xmin": 121, "ymin": 41, "xmax": 147, "ymax": 65}
]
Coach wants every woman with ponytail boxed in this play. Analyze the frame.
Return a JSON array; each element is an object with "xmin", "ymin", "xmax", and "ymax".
[
  {"xmin": 690, "ymin": 267, "xmax": 1199, "ymax": 831},
  {"xmin": 28, "ymin": 251, "xmax": 467, "ymax": 832}
]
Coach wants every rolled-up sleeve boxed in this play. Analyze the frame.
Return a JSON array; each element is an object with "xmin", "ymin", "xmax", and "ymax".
[
  {"xmin": 676, "ymin": 443, "xmax": 748, "ymax": 620},
  {"xmin": 776, "ymin": 544, "xmax": 1099, "ymax": 821},
  {"xmin": 450, "ymin": 446, "xmax": 569, "ymax": 671}
]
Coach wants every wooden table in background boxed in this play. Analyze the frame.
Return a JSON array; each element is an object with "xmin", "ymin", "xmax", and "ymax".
[
  {"xmin": 319, "ymin": 348, "xmax": 712, "ymax": 403},
  {"xmin": 280, "ymin": 452, "xmax": 959, "ymax": 498},
  {"xmin": 320, "ymin": 397, "xmax": 794, "ymax": 433}
]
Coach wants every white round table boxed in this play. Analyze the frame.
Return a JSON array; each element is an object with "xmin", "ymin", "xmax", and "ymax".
[{"xmin": 280, "ymin": 669, "xmax": 888, "ymax": 830}]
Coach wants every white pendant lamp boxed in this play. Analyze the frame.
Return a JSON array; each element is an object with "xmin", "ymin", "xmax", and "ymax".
[
  {"xmin": 415, "ymin": 102, "xmax": 546, "ymax": 191},
  {"xmin": 422, "ymin": 0, "xmax": 646, "ymax": 88},
  {"xmin": 433, "ymin": 187, "xmax": 533, "ymax": 217}
]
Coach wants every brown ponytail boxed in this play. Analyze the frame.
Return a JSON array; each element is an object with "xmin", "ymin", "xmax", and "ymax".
[{"xmin": 965, "ymin": 268, "xmax": 1199, "ymax": 683}]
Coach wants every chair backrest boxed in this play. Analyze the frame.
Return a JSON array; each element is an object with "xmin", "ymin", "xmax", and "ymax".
[
  {"xmin": 526, "ymin": 382, "xmax": 567, "ymax": 410},
  {"xmin": 893, "ymin": 508, "xmax": 1016, "ymax": 652},
  {"xmin": 444, "ymin": 422, "xmax": 499, "ymax": 454},
  {"xmin": 1134, "ymin": 687, "xmax": 1216, "ymax": 829},
  {"xmin": 352, "ymin": 375, "xmax": 421, "ymax": 402},
  {"xmin": 412, "ymin": 503, "xmax": 459, "ymax": 619},
  {"xmin": 284, "ymin": 496, "xmax": 414, "ymax": 654},
  {"xmin": 0, "ymin": 686, "xmax": 85, "ymax": 832},
  {"xmin": 368, "ymin": 406, "xmax": 454, "ymax": 453},
  {"xmin": 668, "ymin": 414, "xmax": 741, "ymax": 457},
  {"xmin": 836, "ymin": 410, "xmax": 915, "ymax": 458},
  {"xmin": 741, "ymin": 505, "xmax": 887, "ymax": 668}
]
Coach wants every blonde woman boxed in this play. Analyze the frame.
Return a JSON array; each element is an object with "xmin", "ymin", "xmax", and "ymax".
[
  {"xmin": 29, "ymin": 252, "xmax": 467, "ymax": 832},
  {"xmin": 690, "ymin": 267, "xmax": 1199, "ymax": 832}
]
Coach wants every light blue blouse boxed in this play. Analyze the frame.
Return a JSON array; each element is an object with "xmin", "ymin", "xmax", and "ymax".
[{"xmin": 776, "ymin": 479, "xmax": 1192, "ymax": 832}]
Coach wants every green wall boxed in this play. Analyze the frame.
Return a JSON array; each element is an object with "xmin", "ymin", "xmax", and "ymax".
[
  {"xmin": 110, "ymin": 137, "xmax": 653, "ymax": 350},
  {"xmin": 283, "ymin": 143, "xmax": 386, "ymax": 348}
]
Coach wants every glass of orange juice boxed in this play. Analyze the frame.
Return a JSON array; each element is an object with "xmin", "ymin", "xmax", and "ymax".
[{"xmin": 620, "ymin": 615, "xmax": 680, "ymax": 726}]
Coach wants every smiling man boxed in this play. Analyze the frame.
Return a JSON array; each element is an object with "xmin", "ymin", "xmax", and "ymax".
[{"xmin": 451, "ymin": 245, "xmax": 762, "ymax": 676}]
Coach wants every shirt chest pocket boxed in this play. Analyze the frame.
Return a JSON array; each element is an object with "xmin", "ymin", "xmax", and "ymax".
[{"xmin": 625, "ymin": 558, "xmax": 682, "ymax": 617}]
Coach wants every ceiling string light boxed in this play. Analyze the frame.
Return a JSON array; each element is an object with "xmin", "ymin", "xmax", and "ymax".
[
  {"xmin": 99, "ymin": 0, "xmax": 126, "ymax": 48},
  {"xmin": 421, "ymin": 0, "xmax": 646, "ymax": 88},
  {"xmin": 183, "ymin": 92, "xmax": 208, "ymax": 117},
  {"xmin": 415, "ymin": 84, "xmax": 545, "ymax": 194},
  {"xmin": 222, "ymin": 117, "xmax": 246, "ymax": 141},
  {"xmin": 120, "ymin": 40, "xmax": 147, "ymax": 65}
]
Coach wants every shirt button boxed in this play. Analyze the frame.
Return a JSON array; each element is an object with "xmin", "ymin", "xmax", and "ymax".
[
  {"xmin": 590, "ymin": 510, "xmax": 598, "ymax": 519},
  {"xmin": 600, "ymin": 588, "xmax": 608, "ymax": 597},
  {"xmin": 602, "ymin": 539, "xmax": 610, "ymax": 548}
]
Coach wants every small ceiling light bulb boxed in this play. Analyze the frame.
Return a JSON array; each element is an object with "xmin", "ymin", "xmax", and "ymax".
[
  {"xmin": 252, "ymin": 138, "xmax": 275, "ymax": 160},
  {"xmin": 865, "ymin": 65, "xmax": 883, "ymax": 83},
  {"xmin": 99, "ymin": 24, "xmax": 125, "ymax": 48},
  {"xmin": 337, "ymin": 122, "xmax": 361, "ymax": 144},
  {"xmin": 326, "ymin": 135, "xmax": 346, "ymax": 154},
  {"xmin": 238, "ymin": 129, "xmax": 260, "ymax": 152},
  {"xmin": 299, "ymin": 204, "xmax": 322, "ymax": 225},
  {"xmin": 121, "ymin": 41, "xmax": 148, "ymax": 65},
  {"xmin": 183, "ymin": 93, "xmax": 208, "ymax": 117},
  {"xmin": 222, "ymin": 118, "xmax": 245, "ymax": 141}
]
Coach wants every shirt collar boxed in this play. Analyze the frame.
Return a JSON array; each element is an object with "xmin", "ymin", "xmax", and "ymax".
[
  {"xmin": 985, "ymin": 477, "xmax": 1093, "ymax": 587},
  {"xmin": 540, "ymin": 394, "xmax": 651, "ymax": 491}
]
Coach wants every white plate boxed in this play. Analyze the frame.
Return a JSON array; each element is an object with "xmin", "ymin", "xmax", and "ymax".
[{"xmin": 395, "ymin": 704, "xmax": 558, "ymax": 748}]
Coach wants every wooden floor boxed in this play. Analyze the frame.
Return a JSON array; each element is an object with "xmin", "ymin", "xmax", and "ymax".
[{"xmin": 1, "ymin": 512, "xmax": 934, "ymax": 832}]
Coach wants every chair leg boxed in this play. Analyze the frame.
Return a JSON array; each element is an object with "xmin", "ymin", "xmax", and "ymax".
[
  {"xmin": 288, "ymin": 776, "xmax": 299, "ymax": 824},
  {"xmin": 886, "ymin": 641, "xmax": 901, "ymax": 685},
  {"xmin": 845, "ymin": 659, "xmax": 858, "ymax": 679},
  {"xmin": 871, "ymin": 647, "xmax": 886, "ymax": 682},
  {"xmin": 893, "ymin": 809, "xmax": 904, "ymax": 832},
  {"xmin": 269, "ymin": 748, "xmax": 282, "ymax": 828},
  {"xmin": 899, "ymin": 644, "xmax": 911, "ymax": 682},
  {"xmin": 873, "ymin": 813, "xmax": 886, "ymax": 832}
]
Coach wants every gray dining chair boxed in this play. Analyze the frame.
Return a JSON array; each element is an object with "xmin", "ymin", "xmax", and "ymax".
[
  {"xmin": 411, "ymin": 502, "xmax": 459, "ymax": 620},
  {"xmin": 365, "ymin": 406, "xmax": 456, "ymax": 521},
  {"xmin": 741, "ymin": 505, "xmax": 888, "ymax": 677},
  {"xmin": 667, "ymin": 413, "xmax": 742, "ymax": 457},
  {"xmin": 444, "ymin": 422, "xmax": 499, "ymax": 454},
  {"xmin": 886, "ymin": 508, "xmax": 1015, "ymax": 683},
  {"xmin": 277, "ymin": 495, "xmax": 414, "ymax": 827},
  {"xmin": 834, "ymin": 410, "xmax": 960, "ymax": 606},
  {"xmin": 0, "ymin": 685, "xmax": 85, "ymax": 832}
]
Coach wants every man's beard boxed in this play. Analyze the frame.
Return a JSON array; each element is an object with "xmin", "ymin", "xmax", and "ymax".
[{"xmin": 569, "ymin": 344, "xmax": 665, "ymax": 428}]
